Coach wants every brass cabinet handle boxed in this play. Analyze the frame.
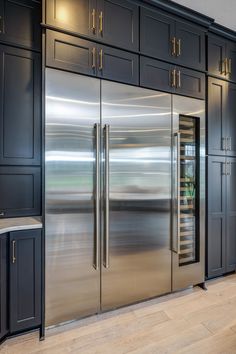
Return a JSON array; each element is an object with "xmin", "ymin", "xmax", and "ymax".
[
  {"xmin": 171, "ymin": 69, "xmax": 176, "ymax": 87},
  {"xmin": 176, "ymin": 39, "xmax": 181, "ymax": 57},
  {"xmin": 12, "ymin": 240, "xmax": 16, "ymax": 264},
  {"xmin": 176, "ymin": 70, "xmax": 181, "ymax": 88},
  {"xmin": 92, "ymin": 47, "xmax": 96, "ymax": 69},
  {"xmin": 99, "ymin": 11, "xmax": 103, "ymax": 35},
  {"xmin": 92, "ymin": 9, "xmax": 96, "ymax": 33},
  {"xmin": 226, "ymin": 161, "xmax": 231, "ymax": 176},
  {"xmin": 171, "ymin": 37, "xmax": 176, "ymax": 56},
  {"xmin": 222, "ymin": 137, "xmax": 226, "ymax": 151},
  {"xmin": 228, "ymin": 136, "xmax": 232, "ymax": 151},
  {"xmin": 222, "ymin": 162, "xmax": 227, "ymax": 175},
  {"xmin": 99, "ymin": 49, "xmax": 103, "ymax": 70},
  {"xmin": 228, "ymin": 58, "xmax": 232, "ymax": 75},
  {"xmin": 0, "ymin": 16, "xmax": 2, "ymax": 33},
  {"xmin": 221, "ymin": 59, "xmax": 226, "ymax": 75}
]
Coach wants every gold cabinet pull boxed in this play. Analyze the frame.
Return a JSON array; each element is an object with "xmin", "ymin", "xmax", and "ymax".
[
  {"xmin": 171, "ymin": 69, "xmax": 176, "ymax": 87},
  {"xmin": 177, "ymin": 39, "xmax": 181, "ymax": 57},
  {"xmin": 0, "ymin": 16, "xmax": 2, "ymax": 33},
  {"xmin": 171, "ymin": 37, "xmax": 176, "ymax": 56},
  {"xmin": 99, "ymin": 11, "xmax": 103, "ymax": 35},
  {"xmin": 92, "ymin": 9, "xmax": 96, "ymax": 33},
  {"xmin": 221, "ymin": 58, "xmax": 227, "ymax": 75},
  {"xmin": 92, "ymin": 47, "xmax": 96, "ymax": 69},
  {"xmin": 99, "ymin": 49, "xmax": 103, "ymax": 70},
  {"xmin": 228, "ymin": 58, "xmax": 232, "ymax": 74},
  {"xmin": 12, "ymin": 240, "xmax": 16, "ymax": 264},
  {"xmin": 177, "ymin": 70, "xmax": 181, "ymax": 88}
]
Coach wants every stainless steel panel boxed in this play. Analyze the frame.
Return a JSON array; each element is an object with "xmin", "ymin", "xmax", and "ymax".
[
  {"xmin": 101, "ymin": 82, "xmax": 172, "ymax": 310},
  {"xmin": 172, "ymin": 95, "xmax": 205, "ymax": 291},
  {"xmin": 45, "ymin": 69, "xmax": 100, "ymax": 326}
]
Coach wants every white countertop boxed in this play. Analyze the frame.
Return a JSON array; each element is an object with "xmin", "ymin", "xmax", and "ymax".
[{"xmin": 0, "ymin": 216, "xmax": 42, "ymax": 235}]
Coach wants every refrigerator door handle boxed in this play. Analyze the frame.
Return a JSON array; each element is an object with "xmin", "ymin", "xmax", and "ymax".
[
  {"xmin": 94, "ymin": 124, "xmax": 100, "ymax": 270},
  {"xmin": 104, "ymin": 124, "xmax": 110, "ymax": 268},
  {"xmin": 173, "ymin": 132, "xmax": 181, "ymax": 254}
]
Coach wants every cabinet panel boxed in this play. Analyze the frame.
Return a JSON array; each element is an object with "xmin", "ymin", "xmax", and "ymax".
[
  {"xmin": 175, "ymin": 21, "xmax": 205, "ymax": 71},
  {"xmin": 0, "ymin": 0, "xmax": 41, "ymax": 50},
  {"xmin": 207, "ymin": 156, "xmax": 226, "ymax": 278},
  {"xmin": 227, "ymin": 83, "xmax": 236, "ymax": 157},
  {"xmin": 0, "ymin": 166, "xmax": 41, "ymax": 218},
  {"xmin": 227, "ymin": 42, "xmax": 236, "ymax": 83},
  {"xmin": 226, "ymin": 158, "xmax": 236, "ymax": 272},
  {"xmin": 0, "ymin": 234, "xmax": 8, "ymax": 341},
  {"xmin": 208, "ymin": 34, "xmax": 226, "ymax": 78},
  {"xmin": 98, "ymin": 0, "xmax": 139, "ymax": 51},
  {"xmin": 0, "ymin": 45, "xmax": 41, "ymax": 165},
  {"xmin": 98, "ymin": 45, "xmax": 139, "ymax": 85},
  {"xmin": 10, "ymin": 229, "xmax": 41, "ymax": 332},
  {"xmin": 46, "ymin": 0, "xmax": 96, "ymax": 38},
  {"xmin": 140, "ymin": 56, "xmax": 173, "ymax": 93},
  {"xmin": 176, "ymin": 67, "xmax": 205, "ymax": 99},
  {"xmin": 46, "ymin": 30, "xmax": 96, "ymax": 76},
  {"xmin": 140, "ymin": 7, "xmax": 175, "ymax": 62},
  {"xmin": 207, "ymin": 77, "xmax": 227, "ymax": 156}
]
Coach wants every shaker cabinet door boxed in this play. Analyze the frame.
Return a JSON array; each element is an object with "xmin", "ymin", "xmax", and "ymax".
[
  {"xmin": 46, "ymin": 0, "xmax": 97, "ymax": 38},
  {"xmin": 98, "ymin": 0, "xmax": 139, "ymax": 51},
  {"xmin": 227, "ymin": 41, "xmax": 236, "ymax": 83},
  {"xmin": 226, "ymin": 83, "xmax": 236, "ymax": 157},
  {"xmin": 175, "ymin": 21, "xmax": 205, "ymax": 71},
  {"xmin": 0, "ymin": 45, "xmax": 41, "ymax": 166},
  {"xmin": 0, "ymin": 0, "xmax": 41, "ymax": 50},
  {"xmin": 207, "ymin": 34, "xmax": 226, "ymax": 78},
  {"xmin": 175, "ymin": 66, "xmax": 205, "ymax": 99},
  {"xmin": 207, "ymin": 77, "xmax": 227, "ymax": 156},
  {"xmin": 0, "ymin": 234, "xmax": 8, "ymax": 341},
  {"xmin": 140, "ymin": 7, "xmax": 175, "ymax": 62},
  {"xmin": 9, "ymin": 229, "xmax": 42, "ymax": 333},
  {"xmin": 207, "ymin": 156, "xmax": 226, "ymax": 278},
  {"xmin": 226, "ymin": 158, "xmax": 236, "ymax": 272}
]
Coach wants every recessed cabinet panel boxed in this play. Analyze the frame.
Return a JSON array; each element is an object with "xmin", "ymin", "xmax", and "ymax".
[
  {"xmin": 46, "ymin": 30, "xmax": 96, "ymax": 76},
  {"xmin": 0, "ymin": 234, "xmax": 8, "ymax": 341},
  {"xmin": 0, "ymin": 166, "xmax": 41, "ymax": 218},
  {"xmin": 0, "ymin": 0, "xmax": 41, "ymax": 50},
  {"xmin": 175, "ymin": 21, "xmax": 205, "ymax": 71},
  {"xmin": 0, "ymin": 45, "xmax": 41, "ymax": 165},
  {"xmin": 207, "ymin": 77, "xmax": 227, "ymax": 156},
  {"xmin": 98, "ymin": 0, "xmax": 139, "ymax": 51},
  {"xmin": 227, "ymin": 42, "xmax": 236, "ymax": 83},
  {"xmin": 46, "ymin": 0, "xmax": 96, "ymax": 38},
  {"xmin": 226, "ymin": 158, "xmax": 236, "ymax": 272},
  {"xmin": 207, "ymin": 34, "xmax": 226, "ymax": 78},
  {"xmin": 140, "ymin": 7, "xmax": 175, "ymax": 62},
  {"xmin": 10, "ymin": 229, "xmax": 41, "ymax": 332},
  {"xmin": 207, "ymin": 156, "xmax": 226, "ymax": 278},
  {"xmin": 97, "ymin": 45, "xmax": 139, "ymax": 85},
  {"xmin": 227, "ymin": 83, "xmax": 236, "ymax": 157},
  {"xmin": 176, "ymin": 67, "xmax": 205, "ymax": 99}
]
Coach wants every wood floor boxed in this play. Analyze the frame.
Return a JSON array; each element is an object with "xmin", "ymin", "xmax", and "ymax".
[{"xmin": 3, "ymin": 274, "xmax": 236, "ymax": 354}]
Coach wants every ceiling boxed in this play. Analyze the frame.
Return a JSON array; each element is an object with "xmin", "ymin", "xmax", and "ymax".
[{"xmin": 172, "ymin": 0, "xmax": 236, "ymax": 31}]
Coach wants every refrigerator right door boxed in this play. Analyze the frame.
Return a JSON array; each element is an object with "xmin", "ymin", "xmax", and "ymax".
[{"xmin": 172, "ymin": 95, "xmax": 205, "ymax": 291}]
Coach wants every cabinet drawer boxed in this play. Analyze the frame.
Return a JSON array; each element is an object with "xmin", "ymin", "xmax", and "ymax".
[
  {"xmin": 0, "ymin": 166, "xmax": 41, "ymax": 218},
  {"xmin": 175, "ymin": 66, "xmax": 205, "ymax": 100}
]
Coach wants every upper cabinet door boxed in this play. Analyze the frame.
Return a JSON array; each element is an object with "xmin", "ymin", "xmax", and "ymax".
[
  {"xmin": 97, "ymin": 0, "xmax": 139, "ymax": 51},
  {"xmin": 140, "ymin": 7, "xmax": 175, "ymax": 62},
  {"xmin": 175, "ymin": 66, "xmax": 205, "ymax": 99},
  {"xmin": 227, "ymin": 41, "xmax": 236, "ymax": 83},
  {"xmin": 208, "ymin": 34, "xmax": 227, "ymax": 78},
  {"xmin": 0, "ymin": 0, "xmax": 41, "ymax": 50},
  {"xmin": 0, "ymin": 44, "xmax": 41, "ymax": 166},
  {"xmin": 207, "ymin": 77, "xmax": 227, "ymax": 156},
  {"xmin": 226, "ymin": 83, "xmax": 236, "ymax": 157},
  {"xmin": 46, "ymin": 0, "xmax": 97, "ymax": 38},
  {"xmin": 175, "ymin": 21, "xmax": 205, "ymax": 71}
]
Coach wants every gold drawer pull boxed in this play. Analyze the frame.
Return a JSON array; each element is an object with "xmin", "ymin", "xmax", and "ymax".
[{"xmin": 92, "ymin": 9, "xmax": 96, "ymax": 33}]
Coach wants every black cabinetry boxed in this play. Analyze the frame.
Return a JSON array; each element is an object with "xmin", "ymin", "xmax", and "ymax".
[
  {"xmin": 0, "ymin": 0, "xmax": 41, "ymax": 50},
  {"xmin": 0, "ymin": 233, "xmax": 8, "ymax": 342},
  {"xmin": 46, "ymin": 0, "xmax": 139, "ymax": 51},
  {"xmin": 140, "ymin": 7, "xmax": 205, "ymax": 71}
]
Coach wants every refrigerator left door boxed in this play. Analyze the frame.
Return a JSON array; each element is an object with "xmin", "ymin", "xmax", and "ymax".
[{"xmin": 45, "ymin": 69, "xmax": 101, "ymax": 327}]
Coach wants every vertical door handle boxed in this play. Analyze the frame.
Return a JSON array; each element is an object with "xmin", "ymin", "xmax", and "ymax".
[
  {"xmin": 229, "ymin": 137, "xmax": 232, "ymax": 151},
  {"xmin": 94, "ymin": 124, "xmax": 100, "ymax": 270},
  {"xmin": 176, "ymin": 39, "xmax": 181, "ymax": 57},
  {"xmin": 228, "ymin": 161, "xmax": 232, "ymax": 176},
  {"xmin": 226, "ymin": 161, "xmax": 231, "ymax": 176},
  {"xmin": 104, "ymin": 124, "xmax": 110, "ymax": 268},
  {"xmin": 172, "ymin": 132, "xmax": 180, "ymax": 254},
  {"xmin": 92, "ymin": 47, "xmax": 96, "ymax": 69},
  {"xmin": 91, "ymin": 9, "xmax": 96, "ymax": 33},
  {"xmin": 99, "ymin": 49, "xmax": 103, "ymax": 71},
  {"xmin": 226, "ymin": 136, "xmax": 232, "ymax": 151},
  {"xmin": 222, "ymin": 162, "xmax": 227, "ymax": 175},
  {"xmin": 12, "ymin": 240, "xmax": 16, "ymax": 264},
  {"xmin": 171, "ymin": 37, "xmax": 176, "ymax": 56},
  {"xmin": 222, "ymin": 137, "xmax": 226, "ymax": 151},
  {"xmin": 228, "ymin": 58, "xmax": 232, "ymax": 74},
  {"xmin": 176, "ymin": 70, "xmax": 181, "ymax": 88},
  {"xmin": 221, "ymin": 59, "xmax": 226, "ymax": 75},
  {"xmin": 171, "ymin": 69, "xmax": 176, "ymax": 88},
  {"xmin": 99, "ymin": 11, "xmax": 103, "ymax": 35}
]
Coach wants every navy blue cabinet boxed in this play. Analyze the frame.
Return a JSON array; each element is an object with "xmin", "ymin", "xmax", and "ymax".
[
  {"xmin": 0, "ymin": 0, "xmax": 41, "ymax": 50},
  {"xmin": 9, "ymin": 229, "xmax": 42, "ymax": 333},
  {"xmin": 0, "ymin": 233, "xmax": 8, "ymax": 342}
]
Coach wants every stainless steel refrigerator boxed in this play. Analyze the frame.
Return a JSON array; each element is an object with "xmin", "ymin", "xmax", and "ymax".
[{"xmin": 45, "ymin": 68, "xmax": 205, "ymax": 327}]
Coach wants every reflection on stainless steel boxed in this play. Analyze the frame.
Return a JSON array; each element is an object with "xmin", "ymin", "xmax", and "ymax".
[
  {"xmin": 45, "ymin": 70, "xmax": 100, "ymax": 326},
  {"xmin": 101, "ymin": 81, "xmax": 172, "ymax": 310},
  {"xmin": 172, "ymin": 95, "xmax": 205, "ymax": 291}
]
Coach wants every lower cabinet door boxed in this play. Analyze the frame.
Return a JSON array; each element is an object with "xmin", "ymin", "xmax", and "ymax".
[
  {"xmin": 9, "ymin": 229, "xmax": 42, "ymax": 333},
  {"xmin": 0, "ymin": 233, "xmax": 8, "ymax": 341},
  {"xmin": 226, "ymin": 158, "xmax": 236, "ymax": 272},
  {"xmin": 207, "ymin": 156, "xmax": 226, "ymax": 278}
]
